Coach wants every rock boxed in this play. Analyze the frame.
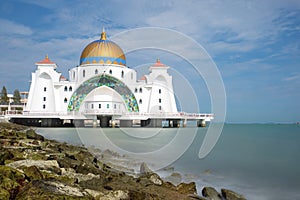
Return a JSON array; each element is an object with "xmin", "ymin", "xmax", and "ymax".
[
  {"xmin": 140, "ymin": 162, "xmax": 152, "ymax": 174},
  {"xmin": 187, "ymin": 193, "xmax": 207, "ymax": 200},
  {"xmin": 202, "ymin": 187, "xmax": 222, "ymax": 200},
  {"xmin": 7, "ymin": 159, "xmax": 61, "ymax": 174},
  {"xmin": 23, "ymin": 166, "xmax": 43, "ymax": 180},
  {"xmin": 25, "ymin": 129, "xmax": 44, "ymax": 141},
  {"xmin": 177, "ymin": 182, "xmax": 197, "ymax": 195},
  {"xmin": 0, "ymin": 188, "xmax": 10, "ymax": 200},
  {"xmin": 149, "ymin": 173, "xmax": 163, "ymax": 185},
  {"xmin": 16, "ymin": 180, "xmax": 92, "ymax": 199},
  {"xmin": 85, "ymin": 189, "xmax": 104, "ymax": 198},
  {"xmin": 0, "ymin": 165, "xmax": 26, "ymax": 199},
  {"xmin": 0, "ymin": 150, "xmax": 14, "ymax": 165},
  {"xmin": 95, "ymin": 190, "xmax": 129, "ymax": 200},
  {"xmin": 61, "ymin": 167, "xmax": 101, "ymax": 183},
  {"xmin": 164, "ymin": 172, "xmax": 182, "ymax": 185},
  {"xmin": 221, "ymin": 188, "xmax": 246, "ymax": 200}
]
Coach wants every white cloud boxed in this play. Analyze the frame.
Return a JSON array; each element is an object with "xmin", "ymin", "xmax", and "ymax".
[{"xmin": 0, "ymin": 18, "xmax": 33, "ymax": 35}]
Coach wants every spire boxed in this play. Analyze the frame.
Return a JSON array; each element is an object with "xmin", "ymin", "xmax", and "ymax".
[{"xmin": 100, "ymin": 26, "xmax": 107, "ymax": 40}]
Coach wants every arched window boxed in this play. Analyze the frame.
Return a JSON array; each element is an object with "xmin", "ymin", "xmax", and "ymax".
[
  {"xmin": 134, "ymin": 88, "xmax": 138, "ymax": 93},
  {"xmin": 95, "ymin": 69, "xmax": 98, "ymax": 74},
  {"xmin": 44, "ymin": 87, "xmax": 47, "ymax": 92},
  {"xmin": 64, "ymin": 86, "xmax": 68, "ymax": 91},
  {"xmin": 139, "ymin": 88, "xmax": 142, "ymax": 93},
  {"xmin": 159, "ymin": 89, "xmax": 161, "ymax": 94},
  {"xmin": 69, "ymin": 86, "xmax": 72, "ymax": 92},
  {"xmin": 83, "ymin": 70, "xmax": 85, "ymax": 78},
  {"xmin": 43, "ymin": 97, "xmax": 46, "ymax": 101},
  {"xmin": 109, "ymin": 69, "xmax": 112, "ymax": 74},
  {"xmin": 64, "ymin": 98, "xmax": 67, "ymax": 103},
  {"xmin": 43, "ymin": 104, "xmax": 46, "ymax": 109},
  {"xmin": 139, "ymin": 99, "xmax": 142, "ymax": 104},
  {"xmin": 121, "ymin": 70, "xmax": 124, "ymax": 78},
  {"xmin": 159, "ymin": 98, "xmax": 161, "ymax": 103}
]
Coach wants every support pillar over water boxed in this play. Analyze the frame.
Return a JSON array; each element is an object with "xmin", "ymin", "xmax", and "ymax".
[
  {"xmin": 73, "ymin": 119, "xmax": 84, "ymax": 127},
  {"xmin": 120, "ymin": 120, "xmax": 133, "ymax": 127},
  {"xmin": 183, "ymin": 119, "xmax": 187, "ymax": 127},
  {"xmin": 141, "ymin": 119, "xmax": 151, "ymax": 127},
  {"xmin": 173, "ymin": 120, "xmax": 180, "ymax": 128},
  {"xmin": 197, "ymin": 119, "xmax": 206, "ymax": 127},
  {"xmin": 98, "ymin": 116, "xmax": 111, "ymax": 128},
  {"xmin": 93, "ymin": 118, "xmax": 97, "ymax": 128}
]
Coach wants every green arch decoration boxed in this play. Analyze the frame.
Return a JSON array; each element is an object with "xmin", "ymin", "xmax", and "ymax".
[{"xmin": 68, "ymin": 74, "xmax": 139, "ymax": 112}]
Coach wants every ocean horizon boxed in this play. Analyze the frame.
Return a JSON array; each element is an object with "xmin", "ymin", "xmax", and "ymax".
[{"xmin": 36, "ymin": 124, "xmax": 300, "ymax": 200}]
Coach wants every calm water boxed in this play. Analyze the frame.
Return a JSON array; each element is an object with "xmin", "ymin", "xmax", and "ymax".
[{"xmin": 36, "ymin": 124, "xmax": 300, "ymax": 200}]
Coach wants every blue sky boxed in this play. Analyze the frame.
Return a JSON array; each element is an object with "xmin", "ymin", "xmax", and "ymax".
[{"xmin": 0, "ymin": 0, "xmax": 299, "ymax": 123}]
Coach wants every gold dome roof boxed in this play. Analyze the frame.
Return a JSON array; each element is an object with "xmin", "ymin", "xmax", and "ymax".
[{"xmin": 80, "ymin": 30, "xmax": 126, "ymax": 66}]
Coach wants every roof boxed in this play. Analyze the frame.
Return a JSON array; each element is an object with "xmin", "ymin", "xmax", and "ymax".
[
  {"xmin": 152, "ymin": 58, "xmax": 167, "ymax": 67},
  {"xmin": 36, "ymin": 55, "xmax": 55, "ymax": 64}
]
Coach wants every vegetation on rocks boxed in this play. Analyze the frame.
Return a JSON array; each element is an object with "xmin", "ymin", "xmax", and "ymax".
[{"xmin": 0, "ymin": 122, "xmax": 246, "ymax": 200}]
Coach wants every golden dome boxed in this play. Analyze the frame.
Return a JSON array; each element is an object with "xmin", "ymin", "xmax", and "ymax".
[{"xmin": 80, "ymin": 30, "xmax": 126, "ymax": 66}]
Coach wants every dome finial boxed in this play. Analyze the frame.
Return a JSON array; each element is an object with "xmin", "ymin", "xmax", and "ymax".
[
  {"xmin": 156, "ymin": 58, "xmax": 160, "ymax": 63},
  {"xmin": 100, "ymin": 27, "xmax": 107, "ymax": 40},
  {"xmin": 45, "ymin": 54, "xmax": 49, "ymax": 59}
]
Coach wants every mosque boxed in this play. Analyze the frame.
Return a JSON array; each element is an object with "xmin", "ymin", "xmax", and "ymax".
[{"xmin": 9, "ymin": 30, "xmax": 213, "ymax": 127}]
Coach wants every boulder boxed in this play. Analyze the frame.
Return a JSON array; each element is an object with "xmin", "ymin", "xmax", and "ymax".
[
  {"xmin": 0, "ymin": 188, "xmax": 10, "ymax": 199},
  {"xmin": 221, "ymin": 188, "xmax": 246, "ymax": 200},
  {"xmin": 149, "ymin": 173, "xmax": 163, "ymax": 185},
  {"xmin": 95, "ymin": 190, "xmax": 129, "ymax": 200},
  {"xmin": 23, "ymin": 166, "xmax": 43, "ymax": 180},
  {"xmin": 7, "ymin": 159, "xmax": 60, "ymax": 174},
  {"xmin": 140, "ymin": 162, "xmax": 152, "ymax": 174},
  {"xmin": 202, "ymin": 187, "xmax": 222, "ymax": 200},
  {"xmin": 177, "ymin": 182, "xmax": 197, "ymax": 195},
  {"xmin": 0, "ymin": 150, "xmax": 14, "ymax": 165},
  {"xmin": 164, "ymin": 172, "xmax": 182, "ymax": 185},
  {"xmin": 26, "ymin": 129, "xmax": 44, "ymax": 141},
  {"xmin": 16, "ymin": 180, "xmax": 92, "ymax": 199}
]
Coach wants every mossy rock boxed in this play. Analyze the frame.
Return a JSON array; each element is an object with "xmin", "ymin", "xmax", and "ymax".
[
  {"xmin": 0, "ymin": 177, "xmax": 20, "ymax": 192},
  {"xmin": 16, "ymin": 180, "xmax": 93, "ymax": 200},
  {"xmin": 26, "ymin": 129, "xmax": 44, "ymax": 141},
  {"xmin": 0, "ymin": 165, "xmax": 25, "ymax": 182},
  {"xmin": 23, "ymin": 166, "xmax": 43, "ymax": 181},
  {"xmin": 27, "ymin": 153, "xmax": 47, "ymax": 161},
  {"xmin": 0, "ymin": 187, "xmax": 10, "ymax": 200},
  {"xmin": 0, "ymin": 150, "xmax": 14, "ymax": 165}
]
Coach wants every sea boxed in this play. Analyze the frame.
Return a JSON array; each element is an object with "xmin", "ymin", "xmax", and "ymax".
[{"xmin": 36, "ymin": 124, "xmax": 300, "ymax": 200}]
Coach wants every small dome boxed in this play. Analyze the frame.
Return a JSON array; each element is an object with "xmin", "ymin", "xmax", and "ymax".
[{"xmin": 80, "ymin": 29, "xmax": 126, "ymax": 66}]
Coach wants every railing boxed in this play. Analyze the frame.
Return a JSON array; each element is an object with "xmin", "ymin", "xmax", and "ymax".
[
  {"xmin": 121, "ymin": 112, "xmax": 214, "ymax": 119},
  {"xmin": 2, "ymin": 110, "xmax": 23, "ymax": 115},
  {"xmin": 3, "ymin": 110, "xmax": 214, "ymax": 120},
  {"xmin": 83, "ymin": 109, "xmax": 123, "ymax": 115}
]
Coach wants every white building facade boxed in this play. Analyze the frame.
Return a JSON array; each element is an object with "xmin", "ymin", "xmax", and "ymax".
[{"xmin": 11, "ymin": 30, "xmax": 212, "ymax": 127}]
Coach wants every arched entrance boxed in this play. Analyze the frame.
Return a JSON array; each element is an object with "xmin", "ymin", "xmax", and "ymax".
[{"xmin": 68, "ymin": 74, "xmax": 139, "ymax": 112}]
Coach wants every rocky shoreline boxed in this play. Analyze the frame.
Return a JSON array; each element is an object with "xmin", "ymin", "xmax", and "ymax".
[{"xmin": 0, "ymin": 122, "xmax": 246, "ymax": 200}]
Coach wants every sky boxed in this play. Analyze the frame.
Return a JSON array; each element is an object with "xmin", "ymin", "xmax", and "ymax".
[{"xmin": 0, "ymin": 0, "xmax": 299, "ymax": 123}]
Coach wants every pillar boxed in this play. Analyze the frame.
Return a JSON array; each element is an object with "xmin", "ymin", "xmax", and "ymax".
[
  {"xmin": 120, "ymin": 120, "xmax": 133, "ymax": 127},
  {"xmin": 183, "ymin": 119, "xmax": 187, "ymax": 127},
  {"xmin": 99, "ymin": 116, "xmax": 111, "ymax": 127},
  {"xmin": 197, "ymin": 119, "xmax": 206, "ymax": 127}
]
